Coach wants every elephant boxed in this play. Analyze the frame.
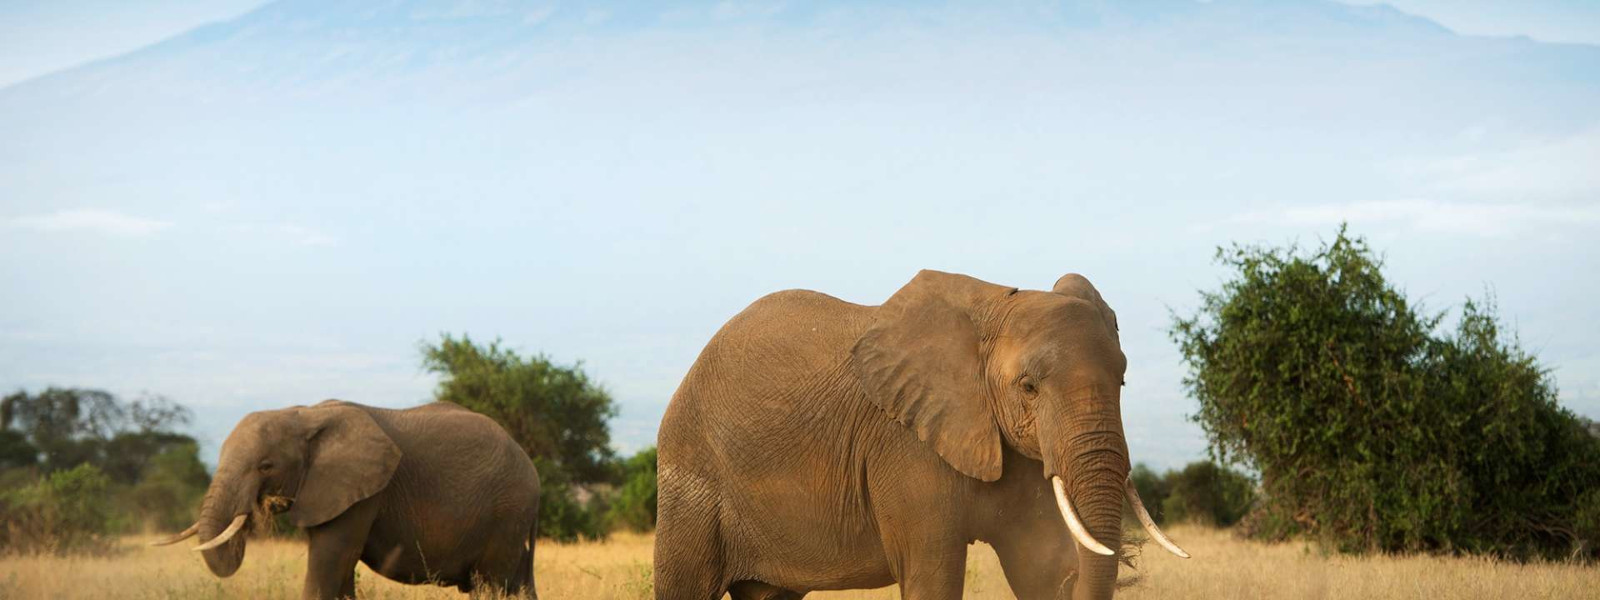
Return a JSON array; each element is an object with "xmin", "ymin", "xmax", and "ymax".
[
  {"xmin": 653, "ymin": 270, "xmax": 1187, "ymax": 600},
  {"xmin": 151, "ymin": 400, "xmax": 540, "ymax": 600}
]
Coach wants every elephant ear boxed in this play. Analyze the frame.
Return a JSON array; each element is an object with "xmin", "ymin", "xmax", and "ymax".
[
  {"xmin": 288, "ymin": 403, "xmax": 402, "ymax": 528},
  {"xmin": 851, "ymin": 270, "xmax": 1011, "ymax": 482},
  {"xmin": 1052, "ymin": 273, "xmax": 1118, "ymax": 340}
]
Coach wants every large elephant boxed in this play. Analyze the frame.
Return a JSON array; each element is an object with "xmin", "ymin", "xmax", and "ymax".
[
  {"xmin": 654, "ymin": 270, "xmax": 1186, "ymax": 600},
  {"xmin": 152, "ymin": 400, "xmax": 540, "ymax": 600}
]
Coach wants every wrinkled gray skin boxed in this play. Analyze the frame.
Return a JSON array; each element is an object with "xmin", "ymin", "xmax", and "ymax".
[
  {"xmin": 189, "ymin": 400, "xmax": 539, "ymax": 600},
  {"xmin": 656, "ymin": 270, "xmax": 1132, "ymax": 600}
]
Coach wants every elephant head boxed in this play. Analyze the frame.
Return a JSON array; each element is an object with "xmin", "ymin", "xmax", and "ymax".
[
  {"xmin": 852, "ymin": 270, "xmax": 1185, "ymax": 599},
  {"xmin": 150, "ymin": 401, "xmax": 401, "ymax": 577}
]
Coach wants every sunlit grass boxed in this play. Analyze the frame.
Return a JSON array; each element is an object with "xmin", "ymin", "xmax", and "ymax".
[{"xmin": 1, "ymin": 526, "xmax": 1594, "ymax": 599}]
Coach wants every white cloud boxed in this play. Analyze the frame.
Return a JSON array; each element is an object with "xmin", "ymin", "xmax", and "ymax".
[
  {"xmin": 1225, "ymin": 127, "xmax": 1600, "ymax": 238},
  {"xmin": 1225, "ymin": 199, "xmax": 1600, "ymax": 237},
  {"xmin": 1402, "ymin": 126, "xmax": 1600, "ymax": 202},
  {"xmin": 278, "ymin": 224, "xmax": 338, "ymax": 247},
  {"xmin": 8, "ymin": 208, "xmax": 173, "ymax": 237},
  {"xmin": 232, "ymin": 222, "xmax": 338, "ymax": 247}
]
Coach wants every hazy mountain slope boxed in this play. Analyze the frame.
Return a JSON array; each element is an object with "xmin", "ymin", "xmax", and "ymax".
[{"xmin": 2, "ymin": 0, "xmax": 1596, "ymax": 462}]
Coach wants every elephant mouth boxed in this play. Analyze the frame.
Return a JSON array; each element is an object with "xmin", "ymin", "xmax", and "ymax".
[
  {"xmin": 262, "ymin": 494, "xmax": 294, "ymax": 514},
  {"xmin": 148, "ymin": 495, "xmax": 294, "ymax": 550}
]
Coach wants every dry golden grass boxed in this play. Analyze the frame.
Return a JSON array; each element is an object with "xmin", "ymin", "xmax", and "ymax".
[{"xmin": 1, "ymin": 526, "xmax": 1595, "ymax": 599}]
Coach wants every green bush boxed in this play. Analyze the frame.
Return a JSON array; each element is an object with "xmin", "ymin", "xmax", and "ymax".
[
  {"xmin": 0, "ymin": 464, "xmax": 115, "ymax": 555},
  {"xmin": 121, "ymin": 441, "xmax": 210, "ymax": 533},
  {"xmin": 1161, "ymin": 461, "xmax": 1254, "ymax": 527},
  {"xmin": 1129, "ymin": 463, "xmax": 1169, "ymax": 522},
  {"xmin": 1127, "ymin": 461, "xmax": 1254, "ymax": 527},
  {"xmin": 535, "ymin": 457, "xmax": 607, "ymax": 543},
  {"xmin": 1170, "ymin": 226, "xmax": 1600, "ymax": 559},
  {"xmin": 606, "ymin": 447, "xmax": 657, "ymax": 532}
]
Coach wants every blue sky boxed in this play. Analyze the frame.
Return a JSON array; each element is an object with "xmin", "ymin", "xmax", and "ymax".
[{"xmin": 2, "ymin": 1, "xmax": 1597, "ymax": 469}]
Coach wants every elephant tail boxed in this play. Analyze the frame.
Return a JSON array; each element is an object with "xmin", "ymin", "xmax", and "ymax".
[{"xmin": 523, "ymin": 518, "xmax": 538, "ymax": 599}]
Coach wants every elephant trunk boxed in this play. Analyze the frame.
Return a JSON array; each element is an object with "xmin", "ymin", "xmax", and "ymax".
[
  {"xmin": 1067, "ymin": 465, "xmax": 1127, "ymax": 600},
  {"xmin": 1040, "ymin": 394, "xmax": 1130, "ymax": 600},
  {"xmin": 194, "ymin": 469, "xmax": 252, "ymax": 577}
]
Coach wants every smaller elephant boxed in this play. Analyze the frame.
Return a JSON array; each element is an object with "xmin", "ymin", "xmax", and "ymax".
[{"xmin": 152, "ymin": 400, "xmax": 540, "ymax": 600}]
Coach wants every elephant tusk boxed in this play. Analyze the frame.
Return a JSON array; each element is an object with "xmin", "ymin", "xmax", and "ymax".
[
  {"xmin": 149, "ymin": 522, "xmax": 200, "ymax": 547},
  {"xmin": 1052, "ymin": 476, "xmax": 1114, "ymax": 556},
  {"xmin": 192, "ymin": 514, "xmax": 248, "ymax": 552},
  {"xmin": 1125, "ymin": 476, "xmax": 1191, "ymax": 559}
]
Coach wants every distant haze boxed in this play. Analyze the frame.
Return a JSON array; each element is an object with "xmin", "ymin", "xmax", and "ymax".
[{"xmin": 3, "ymin": 0, "xmax": 1597, "ymax": 469}]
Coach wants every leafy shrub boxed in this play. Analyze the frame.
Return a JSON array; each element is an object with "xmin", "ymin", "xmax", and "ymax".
[
  {"xmin": 121, "ymin": 441, "xmax": 210, "ymax": 533},
  {"xmin": 536, "ymin": 457, "xmax": 607, "ymax": 543},
  {"xmin": 1129, "ymin": 463, "xmax": 1169, "ymax": 522},
  {"xmin": 0, "ymin": 464, "xmax": 114, "ymax": 555},
  {"xmin": 1127, "ymin": 461, "xmax": 1254, "ymax": 527},
  {"xmin": 1170, "ymin": 226, "xmax": 1600, "ymax": 559},
  {"xmin": 1161, "ymin": 461, "xmax": 1254, "ymax": 527},
  {"xmin": 607, "ymin": 447, "xmax": 657, "ymax": 532}
]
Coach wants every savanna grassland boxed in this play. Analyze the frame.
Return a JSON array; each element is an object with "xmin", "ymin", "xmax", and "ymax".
[{"xmin": 1, "ymin": 525, "xmax": 1593, "ymax": 600}]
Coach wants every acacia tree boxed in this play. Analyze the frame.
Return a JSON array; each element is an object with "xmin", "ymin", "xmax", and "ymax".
[
  {"xmin": 1170, "ymin": 226, "xmax": 1600, "ymax": 559},
  {"xmin": 0, "ymin": 388, "xmax": 198, "ymax": 483}
]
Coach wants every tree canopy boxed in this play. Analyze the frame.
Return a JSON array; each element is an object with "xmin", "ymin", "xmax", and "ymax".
[
  {"xmin": 1170, "ymin": 226, "xmax": 1600, "ymax": 559},
  {"xmin": 1, "ymin": 388, "xmax": 198, "ymax": 484},
  {"xmin": 420, "ymin": 334, "xmax": 619, "ymax": 485}
]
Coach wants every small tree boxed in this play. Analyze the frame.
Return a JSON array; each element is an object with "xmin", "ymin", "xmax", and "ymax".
[
  {"xmin": 421, "ymin": 334, "xmax": 619, "ymax": 485},
  {"xmin": 421, "ymin": 334, "xmax": 622, "ymax": 541},
  {"xmin": 1170, "ymin": 226, "xmax": 1600, "ymax": 558}
]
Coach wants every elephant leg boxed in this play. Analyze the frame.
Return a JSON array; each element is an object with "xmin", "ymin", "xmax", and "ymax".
[
  {"xmin": 338, "ymin": 569, "xmax": 356, "ymax": 599},
  {"xmin": 985, "ymin": 473, "xmax": 1078, "ymax": 600},
  {"xmin": 302, "ymin": 498, "xmax": 380, "ymax": 600},
  {"xmin": 654, "ymin": 471, "xmax": 728, "ymax": 600},
  {"xmin": 889, "ymin": 542, "xmax": 967, "ymax": 600},
  {"xmin": 879, "ymin": 513, "xmax": 967, "ymax": 599},
  {"xmin": 728, "ymin": 580, "xmax": 804, "ymax": 600},
  {"xmin": 470, "ymin": 516, "xmax": 537, "ymax": 597},
  {"xmin": 990, "ymin": 531, "xmax": 1077, "ymax": 600},
  {"xmin": 867, "ymin": 457, "xmax": 968, "ymax": 600}
]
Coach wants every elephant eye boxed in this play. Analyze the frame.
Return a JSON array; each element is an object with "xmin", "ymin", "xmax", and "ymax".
[
  {"xmin": 258, "ymin": 461, "xmax": 274, "ymax": 473},
  {"xmin": 1019, "ymin": 377, "xmax": 1039, "ymax": 395}
]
